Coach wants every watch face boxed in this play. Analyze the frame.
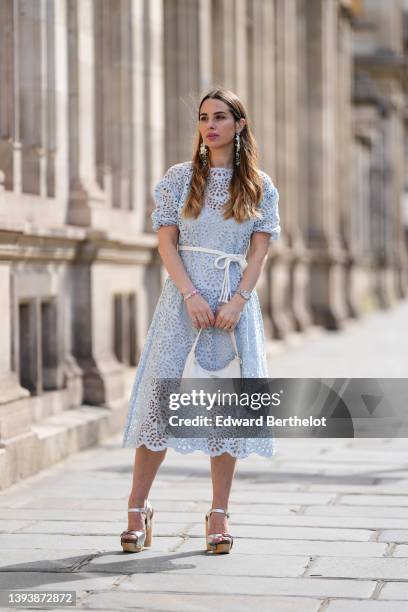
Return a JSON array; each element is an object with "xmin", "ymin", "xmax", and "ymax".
[{"xmin": 240, "ymin": 290, "xmax": 251, "ymax": 299}]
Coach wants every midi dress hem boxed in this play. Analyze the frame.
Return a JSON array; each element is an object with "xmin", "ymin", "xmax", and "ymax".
[{"xmin": 123, "ymin": 436, "xmax": 277, "ymax": 459}]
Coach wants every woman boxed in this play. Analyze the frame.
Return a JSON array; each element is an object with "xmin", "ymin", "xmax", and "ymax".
[{"xmin": 121, "ymin": 87, "xmax": 281, "ymax": 555}]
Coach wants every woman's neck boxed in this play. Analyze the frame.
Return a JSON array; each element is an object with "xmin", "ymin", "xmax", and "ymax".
[{"xmin": 209, "ymin": 148, "xmax": 234, "ymax": 169}]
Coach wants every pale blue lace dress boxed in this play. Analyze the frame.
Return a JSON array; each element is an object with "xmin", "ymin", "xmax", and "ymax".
[{"xmin": 122, "ymin": 161, "xmax": 281, "ymax": 458}]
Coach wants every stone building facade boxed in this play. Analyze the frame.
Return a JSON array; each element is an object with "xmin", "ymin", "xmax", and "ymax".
[{"xmin": 0, "ymin": 0, "xmax": 407, "ymax": 489}]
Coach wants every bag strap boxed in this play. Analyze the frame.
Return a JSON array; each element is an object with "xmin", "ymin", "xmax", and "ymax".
[{"xmin": 192, "ymin": 328, "xmax": 240, "ymax": 359}]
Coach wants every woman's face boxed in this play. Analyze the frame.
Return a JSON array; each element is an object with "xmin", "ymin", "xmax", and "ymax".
[{"xmin": 198, "ymin": 98, "xmax": 244, "ymax": 152}]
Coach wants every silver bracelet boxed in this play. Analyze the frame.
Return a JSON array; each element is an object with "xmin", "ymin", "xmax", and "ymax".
[
  {"xmin": 235, "ymin": 289, "xmax": 252, "ymax": 301},
  {"xmin": 183, "ymin": 288, "xmax": 199, "ymax": 301}
]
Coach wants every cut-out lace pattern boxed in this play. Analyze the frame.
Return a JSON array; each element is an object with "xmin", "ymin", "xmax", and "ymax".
[{"xmin": 122, "ymin": 161, "xmax": 281, "ymax": 458}]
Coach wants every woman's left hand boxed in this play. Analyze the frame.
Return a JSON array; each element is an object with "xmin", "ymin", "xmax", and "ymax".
[{"xmin": 214, "ymin": 295, "xmax": 245, "ymax": 331}]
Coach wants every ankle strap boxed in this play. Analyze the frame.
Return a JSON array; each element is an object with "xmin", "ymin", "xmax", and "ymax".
[
  {"xmin": 128, "ymin": 500, "xmax": 152, "ymax": 514},
  {"xmin": 207, "ymin": 508, "xmax": 230, "ymax": 518}
]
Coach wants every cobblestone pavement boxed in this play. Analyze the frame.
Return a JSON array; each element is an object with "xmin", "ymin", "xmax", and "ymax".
[
  {"xmin": 0, "ymin": 301, "xmax": 407, "ymax": 611},
  {"xmin": 267, "ymin": 298, "xmax": 408, "ymax": 378}
]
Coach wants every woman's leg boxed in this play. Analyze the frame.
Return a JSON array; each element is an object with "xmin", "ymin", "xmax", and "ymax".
[
  {"xmin": 209, "ymin": 452, "xmax": 237, "ymax": 533},
  {"xmin": 127, "ymin": 445, "xmax": 167, "ymax": 530}
]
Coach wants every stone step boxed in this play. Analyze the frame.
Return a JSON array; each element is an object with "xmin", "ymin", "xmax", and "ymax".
[{"xmin": 0, "ymin": 402, "xmax": 128, "ymax": 490}]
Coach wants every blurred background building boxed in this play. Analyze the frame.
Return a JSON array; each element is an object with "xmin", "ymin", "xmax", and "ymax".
[{"xmin": 0, "ymin": 0, "xmax": 407, "ymax": 488}]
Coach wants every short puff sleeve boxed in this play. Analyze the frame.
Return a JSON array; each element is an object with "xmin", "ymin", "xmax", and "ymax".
[
  {"xmin": 252, "ymin": 173, "xmax": 281, "ymax": 241},
  {"xmin": 151, "ymin": 164, "xmax": 185, "ymax": 232}
]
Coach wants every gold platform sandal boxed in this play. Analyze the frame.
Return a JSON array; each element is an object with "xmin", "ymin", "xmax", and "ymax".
[
  {"xmin": 205, "ymin": 508, "xmax": 234, "ymax": 554},
  {"xmin": 120, "ymin": 500, "xmax": 154, "ymax": 553}
]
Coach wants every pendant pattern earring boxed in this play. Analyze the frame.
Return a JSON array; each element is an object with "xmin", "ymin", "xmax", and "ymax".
[
  {"xmin": 235, "ymin": 132, "xmax": 241, "ymax": 167},
  {"xmin": 200, "ymin": 140, "xmax": 208, "ymax": 166}
]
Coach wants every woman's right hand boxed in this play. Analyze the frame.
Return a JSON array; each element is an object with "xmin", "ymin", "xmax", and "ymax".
[{"xmin": 185, "ymin": 293, "xmax": 215, "ymax": 329}]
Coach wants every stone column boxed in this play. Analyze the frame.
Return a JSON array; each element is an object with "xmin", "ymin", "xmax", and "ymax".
[
  {"xmin": 130, "ymin": 0, "xmax": 146, "ymax": 229},
  {"xmin": 163, "ymin": 0, "xmax": 200, "ymax": 167},
  {"xmin": 53, "ymin": 0, "xmax": 69, "ymax": 203},
  {"xmin": 66, "ymin": 0, "xmax": 125, "ymax": 405},
  {"xmin": 353, "ymin": 0, "xmax": 408, "ymax": 303},
  {"xmin": 94, "ymin": 0, "xmax": 112, "ymax": 204},
  {"xmin": 275, "ymin": 0, "xmax": 313, "ymax": 337},
  {"xmin": 0, "ymin": 259, "xmax": 33, "ymax": 477},
  {"xmin": 246, "ymin": 0, "xmax": 262, "ymax": 136},
  {"xmin": 212, "ymin": 0, "xmax": 235, "ymax": 90},
  {"xmin": 351, "ymin": 100, "xmax": 380, "ymax": 314},
  {"xmin": 371, "ymin": 117, "xmax": 392, "ymax": 308},
  {"xmin": 71, "ymin": 236, "xmax": 124, "ymax": 406},
  {"xmin": 118, "ymin": 0, "xmax": 132, "ymax": 211},
  {"xmin": 244, "ymin": 1, "xmax": 275, "ymax": 337},
  {"xmin": 381, "ymin": 110, "xmax": 406, "ymax": 304},
  {"xmin": 143, "ymin": 0, "xmax": 165, "ymax": 232},
  {"xmin": 305, "ymin": 0, "xmax": 348, "ymax": 329},
  {"xmin": 44, "ymin": 1, "xmax": 56, "ymax": 198},
  {"xmin": 291, "ymin": 0, "xmax": 315, "ymax": 333},
  {"xmin": 335, "ymin": 9, "xmax": 358, "ymax": 317},
  {"xmin": 390, "ymin": 103, "xmax": 408, "ymax": 298},
  {"xmin": 94, "ymin": 0, "xmax": 133, "ymax": 211},
  {"xmin": 0, "ymin": 187, "xmax": 30, "ymax": 410},
  {"xmin": 0, "ymin": 0, "xmax": 22, "ymax": 192},
  {"xmin": 18, "ymin": 0, "xmax": 48, "ymax": 195},
  {"xmin": 202, "ymin": 0, "xmax": 247, "ymax": 103},
  {"xmin": 198, "ymin": 0, "xmax": 213, "ymax": 92},
  {"xmin": 234, "ymin": 0, "xmax": 248, "ymax": 102},
  {"xmin": 66, "ymin": 0, "xmax": 106, "ymax": 228}
]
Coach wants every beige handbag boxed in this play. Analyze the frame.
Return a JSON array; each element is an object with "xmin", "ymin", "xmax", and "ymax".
[{"xmin": 181, "ymin": 328, "xmax": 242, "ymax": 379}]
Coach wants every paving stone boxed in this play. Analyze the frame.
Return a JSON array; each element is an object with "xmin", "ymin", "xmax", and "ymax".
[
  {"xmin": 306, "ymin": 484, "xmax": 408, "ymax": 494},
  {"xmin": 303, "ymin": 505, "xmax": 408, "ymax": 518},
  {"xmin": 0, "ymin": 539, "xmax": 185, "ymax": 570},
  {"xmin": 307, "ymin": 557, "xmax": 408, "ymax": 580},
  {"xmin": 34, "ymin": 509, "xmax": 392, "ymax": 530},
  {"xmin": 230, "ymin": 492, "xmax": 336, "ymax": 504},
  {"xmin": 219, "ymin": 504, "xmax": 302, "ymax": 515},
  {"xmin": 0, "ymin": 550, "xmax": 101, "ymax": 571},
  {"xmin": 82, "ymin": 552, "xmax": 308, "ymax": 577},
  {"xmin": 267, "ymin": 299, "xmax": 408, "ymax": 378},
  {"xmin": 339, "ymin": 495, "xmax": 408, "ymax": 507},
  {"xmin": 118, "ymin": 574, "xmax": 376, "ymax": 598},
  {"xmin": 314, "ymin": 450, "xmax": 408, "ymax": 463},
  {"xmin": 378, "ymin": 581, "xmax": 408, "ymax": 599},
  {"xmin": 0, "ymin": 534, "xmax": 119, "ymax": 549},
  {"xmin": 229, "ymin": 482, "xmax": 305, "ymax": 492},
  {"xmin": 0, "ymin": 384, "xmax": 407, "ymax": 610},
  {"xmin": 0, "ymin": 571, "xmax": 121, "ymax": 591},
  {"xmin": 176, "ymin": 537, "xmax": 387, "ymax": 557},
  {"xmin": 372, "ymin": 483, "xmax": 408, "ymax": 493},
  {"xmin": 29, "ymin": 482, "xmax": 128, "ymax": 500},
  {"xmin": 208, "ymin": 514, "xmax": 408, "ymax": 530},
  {"xmin": 0, "ymin": 520, "xmax": 31, "ymax": 532},
  {"xmin": 326, "ymin": 601, "xmax": 408, "ymax": 611},
  {"xmin": 0, "ymin": 508, "xmax": 203, "ymax": 523},
  {"xmin": 83, "ymin": 591, "xmax": 322, "ymax": 611},
  {"xmin": 0, "ymin": 506, "xmax": 302, "ymax": 522},
  {"xmin": 286, "ymin": 461, "xmax": 397, "ymax": 473},
  {"xmin": 187, "ymin": 523, "xmax": 374, "ymax": 541},
  {"xmin": 82, "ymin": 499, "xmax": 198, "ymax": 512},
  {"xmin": 378, "ymin": 531, "xmax": 408, "ymax": 543},
  {"xmin": 0, "ymin": 497, "xmax": 84, "ymax": 510},
  {"xmin": 0, "ymin": 509, "xmax": 128, "ymax": 522},
  {"xmin": 17, "ymin": 520, "xmax": 184, "ymax": 537}
]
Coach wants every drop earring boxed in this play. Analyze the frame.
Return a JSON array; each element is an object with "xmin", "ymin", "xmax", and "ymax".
[
  {"xmin": 235, "ymin": 132, "xmax": 241, "ymax": 167},
  {"xmin": 200, "ymin": 140, "xmax": 208, "ymax": 166}
]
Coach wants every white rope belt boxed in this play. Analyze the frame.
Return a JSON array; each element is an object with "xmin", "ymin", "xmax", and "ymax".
[{"xmin": 178, "ymin": 245, "xmax": 248, "ymax": 303}]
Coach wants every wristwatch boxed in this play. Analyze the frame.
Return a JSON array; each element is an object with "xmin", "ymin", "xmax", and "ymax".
[{"xmin": 235, "ymin": 289, "xmax": 252, "ymax": 301}]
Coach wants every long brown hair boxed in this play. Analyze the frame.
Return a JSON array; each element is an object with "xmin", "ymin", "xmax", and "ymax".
[{"xmin": 181, "ymin": 88, "xmax": 264, "ymax": 223}]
